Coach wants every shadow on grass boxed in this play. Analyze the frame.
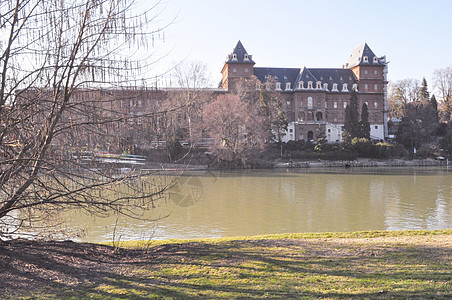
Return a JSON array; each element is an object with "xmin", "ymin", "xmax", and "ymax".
[{"xmin": 0, "ymin": 237, "xmax": 451, "ymax": 299}]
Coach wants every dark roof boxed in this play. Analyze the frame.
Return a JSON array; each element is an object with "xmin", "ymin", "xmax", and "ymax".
[
  {"xmin": 295, "ymin": 68, "xmax": 357, "ymax": 92},
  {"xmin": 307, "ymin": 68, "xmax": 357, "ymax": 85},
  {"xmin": 254, "ymin": 67, "xmax": 357, "ymax": 92},
  {"xmin": 254, "ymin": 67, "xmax": 300, "ymax": 86},
  {"xmin": 296, "ymin": 67, "xmax": 317, "ymax": 84},
  {"xmin": 225, "ymin": 40, "xmax": 255, "ymax": 64},
  {"xmin": 345, "ymin": 43, "xmax": 385, "ymax": 68}
]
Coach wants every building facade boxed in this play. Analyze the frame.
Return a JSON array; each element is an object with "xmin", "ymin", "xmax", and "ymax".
[{"xmin": 220, "ymin": 41, "xmax": 388, "ymax": 142}]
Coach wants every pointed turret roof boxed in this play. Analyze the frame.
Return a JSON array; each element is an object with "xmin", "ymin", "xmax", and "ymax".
[
  {"xmin": 225, "ymin": 40, "xmax": 255, "ymax": 64},
  {"xmin": 344, "ymin": 43, "xmax": 385, "ymax": 69}
]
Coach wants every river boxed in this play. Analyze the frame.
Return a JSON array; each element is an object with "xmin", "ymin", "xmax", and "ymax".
[{"xmin": 67, "ymin": 166, "xmax": 452, "ymax": 242}]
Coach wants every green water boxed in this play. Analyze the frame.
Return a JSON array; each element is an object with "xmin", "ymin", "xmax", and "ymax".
[{"xmin": 68, "ymin": 167, "xmax": 452, "ymax": 242}]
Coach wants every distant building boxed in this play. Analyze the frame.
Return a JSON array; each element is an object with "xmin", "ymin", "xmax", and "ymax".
[
  {"xmin": 15, "ymin": 41, "xmax": 389, "ymax": 154},
  {"xmin": 220, "ymin": 41, "xmax": 388, "ymax": 142}
]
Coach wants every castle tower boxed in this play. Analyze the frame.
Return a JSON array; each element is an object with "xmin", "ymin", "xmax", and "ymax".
[
  {"xmin": 220, "ymin": 40, "xmax": 255, "ymax": 90},
  {"xmin": 344, "ymin": 43, "xmax": 388, "ymax": 139}
]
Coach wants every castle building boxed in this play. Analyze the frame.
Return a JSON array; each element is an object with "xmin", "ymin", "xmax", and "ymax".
[{"xmin": 220, "ymin": 41, "xmax": 388, "ymax": 142}]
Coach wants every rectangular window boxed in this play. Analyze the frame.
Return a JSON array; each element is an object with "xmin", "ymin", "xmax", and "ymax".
[
  {"xmin": 375, "ymin": 125, "xmax": 378, "ymax": 129},
  {"xmin": 244, "ymin": 68, "xmax": 249, "ymax": 73},
  {"xmin": 343, "ymin": 102, "xmax": 347, "ymax": 108},
  {"xmin": 307, "ymin": 97, "xmax": 313, "ymax": 109},
  {"xmin": 334, "ymin": 101, "xmax": 337, "ymax": 108},
  {"xmin": 364, "ymin": 84, "xmax": 368, "ymax": 90},
  {"xmin": 374, "ymin": 102, "xmax": 378, "ymax": 108},
  {"xmin": 374, "ymin": 84, "xmax": 378, "ymax": 91}
]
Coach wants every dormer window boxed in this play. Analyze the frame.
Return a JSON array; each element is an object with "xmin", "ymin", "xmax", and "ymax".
[
  {"xmin": 363, "ymin": 56, "xmax": 368, "ymax": 63},
  {"xmin": 332, "ymin": 83, "xmax": 338, "ymax": 91},
  {"xmin": 298, "ymin": 81, "xmax": 304, "ymax": 89},
  {"xmin": 232, "ymin": 53, "xmax": 237, "ymax": 60},
  {"xmin": 285, "ymin": 82, "xmax": 291, "ymax": 90},
  {"xmin": 316, "ymin": 81, "xmax": 322, "ymax": 89},
  {"xmin": 275, "ymin": 82, "xmax": 282, "ymax": 90},
  {"xmin": 323, "ymin": 83, "xmax": 328, "ymax": 91},
  {"xmin": 265, "ymin": 82, "xmax": 271, "ymax": 91},
  {"xmin": 244, "ymin": 54, "xmax": 249, "ymax": 61},
  {"xmin": 342, "ymin": 83, "xmax": 348, "ymax": 92},
  {"xmin": 373, "ymin": 56, "xmax": 378, "ymax": 63},
  {"xmin": 307, "ymin": 81, "xmax": 313, "ymax": 89},
  {"xmin": 352, "ymin": 83, "xmax": 358, "ymax": 91}
]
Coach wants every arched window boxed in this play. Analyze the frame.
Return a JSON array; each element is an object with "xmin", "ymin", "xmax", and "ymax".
[
  {"xmin": 298, "ymin": 111, "xmax": 305, "ymax": 121},
  {"xmin": 316, "ymin": 112, "xmax": 323, "ymax": 121}
]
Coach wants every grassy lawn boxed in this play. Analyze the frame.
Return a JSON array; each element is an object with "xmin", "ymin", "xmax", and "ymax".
[{"xmin": 4, "ymin": 230, "xmax": 451, "ymax": 299}]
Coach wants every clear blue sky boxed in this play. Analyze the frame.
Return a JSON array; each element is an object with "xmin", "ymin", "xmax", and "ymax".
[{"xmin": 148, "ymin": 0, "xmax": 452, "ymax": 91}]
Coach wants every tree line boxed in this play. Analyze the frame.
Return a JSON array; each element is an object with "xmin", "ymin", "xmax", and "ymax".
[{"xmin": 388, "ymin": 70, "xmax": 452, "ymax": 157}]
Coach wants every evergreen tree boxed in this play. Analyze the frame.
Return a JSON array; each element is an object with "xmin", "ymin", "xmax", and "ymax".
[
  {"xmin": 344, "ymin": 90, "xmax": 360, "ymax": 138},
  {"xmin": 430, "ymin": 94, "xmax": 438, "ymax": 117},
  {"xmin": 359, "ymin": 103, "xmax": 371, "ymax": 139},
  {"xmin": 420, "ymin": 77, "xmax": 430, "ymax": 104}
]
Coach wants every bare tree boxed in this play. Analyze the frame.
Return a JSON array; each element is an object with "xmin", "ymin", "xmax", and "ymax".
[
  {"xmin": 0, "ymin": 0, "xmax": 174, "ymax": 239},
  {"xmin": 169, "ymin": 61, "xmax": 212, "ymax": 145},
  {"xmin": 203, "ymin": 94, "xmax": 269, "ymax": 167},
  {"xmin": 433, "ymin": 66, "xmax": 452, "ymax": 121},
  {"xmin": 387, "ymin": 79, "xmax": 421, "ymax": 118}
]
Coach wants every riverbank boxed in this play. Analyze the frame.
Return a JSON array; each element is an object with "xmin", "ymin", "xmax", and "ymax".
[
  {"xmin": 139, "ymin": 157, "xmax": 449, "ymax": 171},
  {"xmin": 1, "ymin": 230, "xmax": 450, "ymax": 299},
  {"xmin": 275, "ymin": 157, "xmax": 449, "ymax": 169}
]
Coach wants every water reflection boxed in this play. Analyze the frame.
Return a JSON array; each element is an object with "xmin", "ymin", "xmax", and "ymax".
[{"xmin": 69, "ymin": 167, "xmax": 452, "ymax": 242}]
